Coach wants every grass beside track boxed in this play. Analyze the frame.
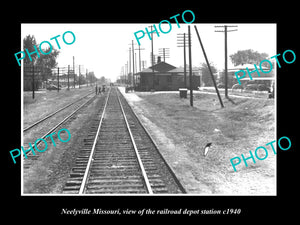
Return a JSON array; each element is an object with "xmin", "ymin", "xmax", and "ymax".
[
  {"xmin": 23, "ymin": 86, "xmax": 95, "ymax": 128},
  {"xmin": 122, "ymin": 89, "xmax": 275, "ymax": 195}
]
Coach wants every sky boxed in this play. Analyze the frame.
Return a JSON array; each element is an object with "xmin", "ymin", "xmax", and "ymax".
[{"xmin": 21, "ymin": 23, "xmax": 276, "ymax": 82}]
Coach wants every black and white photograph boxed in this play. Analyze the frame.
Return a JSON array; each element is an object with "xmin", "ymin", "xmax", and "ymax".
[{"xmin": 20, "ymin": 23, "xmax": 277, "ymax": 196}]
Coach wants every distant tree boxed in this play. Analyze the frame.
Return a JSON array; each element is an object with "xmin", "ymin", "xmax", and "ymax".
[
  {"xmin": 200, "ymin": 62, "xmax": 217, "ymax": 86},
  {"xmin": 23, "ymin": 35, "xmax": 38, "ymax": 65},
  {"xmin": 23, "ymin": 35, "xmax": 60, "ymax": 81},
  {"xmin": 36, "ymin": 47, "xmax": 60, "ymax": 81},
  {"xmin": 229, "ymin": 49, "xmax": 269, "ymax": 66},
  {"xmin": 79, "ymin": 74, "xmax": 86, "ymax": 85}
]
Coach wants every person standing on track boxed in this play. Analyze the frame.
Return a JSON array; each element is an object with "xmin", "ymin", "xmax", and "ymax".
[
  {"xmin": 95, "ymin": 84, "xmax": 98, "ymax": 95},
  {"xmin": 98, "ymin": 86, "xmax": 102, "ymax": 95}
]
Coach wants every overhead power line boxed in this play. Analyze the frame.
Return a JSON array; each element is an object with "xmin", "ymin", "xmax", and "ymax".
[{"xmin": 214, "ymin": 25, "xmax": 238, "ymax": 98}]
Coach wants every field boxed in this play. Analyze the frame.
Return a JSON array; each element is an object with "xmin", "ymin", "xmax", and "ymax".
[{"xmin": 121, "ymin": 88, "xmax": 276, "ymax": 195}]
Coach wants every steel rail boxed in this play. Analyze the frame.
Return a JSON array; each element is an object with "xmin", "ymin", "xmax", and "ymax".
[
  {"xmin": 23, "ymin": 91, "xmax": 94, "ymax": 132},
  {"xmin": 116, "ymin": 90, "xmax": 153, "ymax": 194},
  {"xmin": 117, "ymin": 88, "xmax": 186, "ymax": 193},
  {"xmin": 27, "ymin": 94, "xmax": 97, "ymax": 152},
  {"xmin": 78, "ymin": 88, "xmax": 111, "ymax": 194}
]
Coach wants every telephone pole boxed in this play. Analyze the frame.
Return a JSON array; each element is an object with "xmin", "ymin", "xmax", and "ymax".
[
  {"xmin": 128, "ymin": 41, "xmax": 139, "ymax": 87},
  {"xmin": 79, "ymin": 65, "xmax": 81, "ymax": 89},
  {"xmin": 134, "ymin": 45, "xmax": 145, "ymax": 72},
  {"xmin": 68, "ymin": 65, "xmax": 70, "ymax": 90},
  {"xmin": 195, "ymin": 25, "xmax": 224, "ymax": 108},
  {"xmin": 215, "ymin": 25, "xmax": 238, "ymax": 98},
  {"xmin": 31, "ymin": 65, "xmax": 35, "ymax": 99},
  {"xmin": 132, "ymin": 40, "xmax": 135, "ymax": 87},
  {"xmin": 57, "ymin": 67, "xmax": 59, "ymax": 92},
  {"xmin": 128, "ymin": 47, "xmax": 131, "ymax": 85},
  {"xmin": 177, "ymin": 33, "xmax": 190, "ymax": 88},
  {"xmin": 73, "ymin": 56, "xmax": 75, "ymax": 88},
  {"xmin": 125, "ymin": 61, "xmax": 129, "ymax": 85},
  {"xmin": 150, "ymin": 25, "xmax": 155, "ymax": 90},
  {"xmin": 125, "ymin": 62, "xmax": 128, "ymax": 84},
  {"xmin": 188, "ymin": 26, "xmax": 193, "ymax": 107},
  {"xmin": 135, "ymin": 53, "xmax": 137, "ymax": 75},
  {"xmin": 86, "ymin": 69, "xmax": 88, "ymax": 87},
  {"xmin": 73, "ymin": 56, "xmax": 75, "ymax": 74},
  {"xmin": 148, "ymin": 25, "xmax": 160, "ymax": 91},
  {"xmin": 158, "ymin": 48, "xmax": 170, "ymax": 62}
]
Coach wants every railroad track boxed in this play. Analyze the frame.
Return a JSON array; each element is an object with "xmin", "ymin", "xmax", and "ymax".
[
  {"xmin": 24, "ymin": 91, "xmax": 94, "ymax": 133},
  {"xmin": 22, "ymin": 91, "xmax": 101, "ymax": 169},
  {"xmin": 63, "ymin": 87, "xmax": 185, "ymax": 194}
]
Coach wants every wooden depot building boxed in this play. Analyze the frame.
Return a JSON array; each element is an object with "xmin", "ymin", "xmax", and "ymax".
[{"xmin": 134, "ymin": 60, "xmax": 200, "ymax": 91}]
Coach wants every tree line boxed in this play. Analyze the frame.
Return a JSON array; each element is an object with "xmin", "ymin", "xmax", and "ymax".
[
  {"xmin": 23, "ymin": 35, "xmax": 97, "ymax": 89},
  {"xmin": 200, "ymin": 49, "xmax": 270, "ymax": 86}
]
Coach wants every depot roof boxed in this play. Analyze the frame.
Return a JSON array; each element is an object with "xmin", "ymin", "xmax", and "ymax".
[{"xmin": 137, "ymin": 61, "xmax": 199, "ymax": 74}]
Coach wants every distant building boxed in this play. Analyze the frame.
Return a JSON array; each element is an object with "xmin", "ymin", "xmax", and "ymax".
[
  {"xmin": 134, "ymin": 60, "xmax": 200, "ymax": 91},
  {"xmin": 221, "ymin": 63, "xmax": 275, "ymax": 88}
]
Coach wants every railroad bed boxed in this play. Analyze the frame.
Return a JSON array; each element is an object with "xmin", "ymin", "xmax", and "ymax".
[
  {"xmin": 63, "ymin": 87, "xmax": 185, "ymax": 194},
  {"xmin": 22, "ymin": 91, "xmax": 97, "ymax": 170}
]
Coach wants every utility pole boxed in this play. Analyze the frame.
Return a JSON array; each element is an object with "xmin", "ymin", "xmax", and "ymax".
[
  {"xmin": 125, "ymin": 62, "xmax": 128, "ymax": 84},
  {"xmin": 129, "ymin": 47, "xmax": 131, "ymax": 85},
  {"xmin": 32, "ymin": 65, "xmax": 35, "ymax": 99},
  {"xmin": 57, "ymin": 67, "xmax": 59, "ymax": 92},
  {"xmin": 158, "ymin": 48, "xmax": 170, "ymax": 62},
  {"xmin": 215, "ymin": 25, "xmax": 238, "ymax": 98},
  {"xmin": 132, "ymin": 45, "xmax": 145, "ymax": 73},
  {"xmin": 73, "ymin": 56, "xmax": 75, "ymax": 88},
  {"xmin": 86, "ymin": 69, "xmax": 88, "ymax": 87},
  {"xmin": 137, "ymin": 45, "xmax": 145, "ymax": 72},
  {"xmin": 194, "ymin": 25, "xmax": 224, "ymax": 108},
  {"xmin": 148, "ymin": 25, "xmax": 158, "ymax": 91},
  {"xmin": 79, "ymin": 65, "xmax": 81, "ymax": 89},
  {"xmin": 73, "ymin": 56, "xmax": 75, "ymax": 72},
  {"xmin": 184, "ymin": 33, "xmax": 187, "ymax": 88},
  {"xmin": 188, "ymin": 26, "xmax": 193, "ymax": 107},
  {"xmin": 68, "ymin": 65, "xmax": 70, "ymax": 90},
  {"xmin": 139, "ymin": 45, "xmax": 141, "ymax": 72},
  {"xmin": 177, "ymin": 33, "xmax": 189, "ymax": 88},
  {"xmin": 122, "ymin": 66, "xmax": 124, "ymax": 84},
  {"xmin": 150, "ymin": 25, "xmax": 154, "ymax": 90},
  {"xmin": 132, "ymin": 40, "xmax": 135, "ymax": 88},
  {"xmin": 135, "ymin": 53, "xmax": 137, "ymax": 78},
  {"xmin": 130, "ymin": 41, "xmax": 145, "ymax": 87},
  {"xmin": 150, "ymin": 53, "xmax": 158, "ymax": 65}
]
